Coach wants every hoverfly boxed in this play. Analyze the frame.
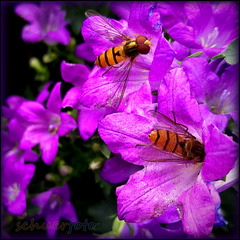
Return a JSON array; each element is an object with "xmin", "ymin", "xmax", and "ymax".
[
  {"xmin": 83, "ymin": 10, "xmax": 153, "ymax": 110},
  {"xmin": 136, "ymin": 111, "xmax": 205, "ymax": 164}
]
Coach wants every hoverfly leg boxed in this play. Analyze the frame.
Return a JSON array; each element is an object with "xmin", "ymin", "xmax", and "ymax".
[
  {"xmin": 135, "ymin": 143, "xmax": 152, "ymax": 147},
  {"xmin": 170, "ymin": 110, "xmax": 189, "ymax": 135}
]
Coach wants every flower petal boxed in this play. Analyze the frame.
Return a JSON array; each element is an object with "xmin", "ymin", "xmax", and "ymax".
[
  {"xmin": 74, "ymin": 43, "xmax": 96, "ymax": 62},
  {"xmin": 7, "ymin": 191, "xmax": 26, "ymax": 215},
  {"xmin": 61, "ymin": 61, "xmax": 90, "ymax": 87},
  {"xmin": 21, "ymin": 24, "xmax": 42, "ymax": 43},
  {"xmin": 36, "ymin": 81, "xmax": 53, "ymax": 104},
  {"xmin": 17, "ymin": 101, "xmax": 46, "ymax": 124},
  {"xmin": 128, "ymin": 2, "xmax": 162, "ymax": 36},
  {"xmin": 182, "ymin": 57, "xmax": 220, "ymax": 103},
  {"xmin": 214, "ymin": 159, "xmax": 239, "ymax": 193},
  {"xmin": 62, "ymin": 87, "xmax": 81, "ymax": 109},
  {"xmin": 149, "ymin": 36, "xmax": 175, "ymax": 90},
  {"xmin": 98, "ymin": 112, "xmax": 155, "ymax": 165},
  {"xmin": 77, "ymin": 107, "xmax": 105, "ymax": 141},
  {"xmin": 175, "ymin": 177, "xmax": 215, "ymax": 238},
  {"xmin": 31, "ymin": 190, "xmax": 53, "ymax": 215},
  {"xmin": 168, "ymin": 22, "xmax": 202, "ymax": 49},
  {"xmin": 61, "ymin": 201, "xmax": 78, "ymax": 223},
  {"xmin": 158, "ymin": 67, "xmax": 203, "ymax": 133},
  {"xmin": 110, "ymin": 2, "xmax": 131, "ymax": 20},
  {"xmin": 201, "ymin": 123, "xmax": 239, "ymax": 181},
  {"xmin": 199, "ymin": 104, "xmax": 229, "ymax": 132},
  {"xmin": 22, "ymin": 149, "xmax": 39, "ymax": 162},
  {"xmin": 45, "ymin": 28, "xmax": 71, "ymax": 46},
  {"xmin": 14, "ymin": 3, "xmax": 40, "ymax": 22},
  {"xmin": 40, "ymin": 135, "xmax": 59, "ymax": 165},
  {"xmin": 100, "ymin": 154, "xmax": 143, "ymax": 184},
  {"xmin": 117, "ymin": 162, "xmax": 202, "ymax": 222},
  {"xmin": 45, "ymin": 211, "xmax": 60, "ymax": 239},
  {"xmin": 46, "ymin": 82, "xmax": 62, "ymax": 114},
  {"xmin": 58, "ymin": 112, "xmax": 77, "ymax": 137},
  {"xmin": 20, "ymin": 124, "xmax": 52, "ymax": 149}
]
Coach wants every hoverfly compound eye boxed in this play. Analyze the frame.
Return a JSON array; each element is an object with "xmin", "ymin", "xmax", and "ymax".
[
  {"xmin": 136, "ymin": 36, "xmax": 148, "ymax": 44},
  {"xmin": 137, "ymin": 44, "xmax": 150, "ymax": 54},
  {"xmin": 136, "ymin": 36, "xmax": 151, "ymax": 55}
]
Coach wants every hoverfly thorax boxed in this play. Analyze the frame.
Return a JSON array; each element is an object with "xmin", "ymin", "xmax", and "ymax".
[
  {"xmin": 122, "ymin": 40, "xmax": 140, "ymax": 59},
  {"xmin": 181, "ymin": 137, "xmax": 205, "ymax": 163}
]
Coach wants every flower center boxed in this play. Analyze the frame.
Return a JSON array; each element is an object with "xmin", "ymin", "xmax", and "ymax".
[
  {"xmin": 207, "ymin": 89, "xmax": 231, "ymax": 114},
  {"xmin": 48, "ymin": 116, "xmax": 61, "ymax": 134},
  {"xmin": 3, "ymin": 183, "xmax": 21, "ymax": 203},
  {"xmin": 200, "ymin": 27, "xmax": 219, "ymax": 48},
  {"xmin": 48, "ymin": 193, "xmax": 64, "ymax": 211}
]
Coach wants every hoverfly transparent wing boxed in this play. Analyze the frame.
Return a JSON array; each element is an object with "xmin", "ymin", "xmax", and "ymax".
[
  {"xmin": 147, "ymin": 110, "xmax": 193, "ymax": 137},
  {"xmin": 85, "ymin": 10, "xmax": 128, "ymax": 41},
  {"xmin": 136, "ymin": 144, "xmax": 188, "ymax": 163},
  {"xmin": 105, "ymin": 59, "xmax": 133, "ymax": 110}
]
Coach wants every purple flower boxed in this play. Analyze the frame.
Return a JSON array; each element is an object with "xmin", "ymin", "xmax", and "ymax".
[
  {"xmin": 2, "ymin": 81, "xmax": 53, "ymax": 120},
  {"xmin": 158, "ymin": 2, "xmax": 239, "ymax": 58},
  {"xmin": 2, "ymin": 154, "xmax": 35, "ymax": 215},
  {"xmin": 2, "ymin": 118, "xmax": 39, "ymax": 164},
  {"xmin": 182, "ymin": 57, "xmax": 239, "ymax": 130},
  {"xmin": 15, "ymin": 2, "xmax": 70, "ymax": 45},
  {"xmin": 31, "ymin": 183, "xmax": 78, "ymax": 238},
  {"xmin": 16, "ymin": 82, "xmax": 77, "ymax": 165},
  {"xmin": 79, "ymin": 2, "xmax": 175, "ymax": 110},
  {"xmin": 61, "ymin": 60, "xmax": 105, "ymax": 141},
  {"xmin": 98, "ymin": 67, "xmax": 238, "ymax": 237}
]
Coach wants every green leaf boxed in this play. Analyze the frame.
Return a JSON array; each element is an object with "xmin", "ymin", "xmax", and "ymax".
[
  {"xmin": 223, "ymin": 38, "xmax": 239, "ymax": 65},
  {"xmin": 211, "ymin": 53, "xmax": 225, "ymax": 60},
  {"xmin": 211, "ymin": 38, "xmax": 239, "ymax": 65},
  {"xmin": 183, "ymin": 51, "xmax": 203, "ymax": 61},
  {"xmin": 112, "ymin": 216, "xmax": 125, "ymax": 236}
]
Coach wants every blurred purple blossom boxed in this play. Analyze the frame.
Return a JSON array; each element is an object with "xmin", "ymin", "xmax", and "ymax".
[
  {"xmin": 98, "ymin": 68, "xmax": 238, "ymax": 237},
  {"xmin": 182, "ymin": 57, "xmax": 239, "ymax": 130},
  {"xmin": 61, "ymin": 60, "xmax": 105, "ymax": 140},
  {"xmin": 2, "ymin": 118, "xmax": 39, "ymax": 164},
  {"xmin": 2, "ymin": 154, "xmax": 35, "ymax": 215},
  {"xmin": 158, "ymin": 1, "xmax": 239, "ymax": 58},
  {"xmin": 15, "ymin": 2, "xmax": 70, "ymax": 45},
  {"xmin": 31, "ymin": 183, "xmax": 78, "ymax": 238},
  {"xmin": 16, "ymin": 82, "xmax": 77, "ymax": 165}
]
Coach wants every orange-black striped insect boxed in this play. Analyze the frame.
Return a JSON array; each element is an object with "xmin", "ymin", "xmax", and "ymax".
[
  {"xmin": 136, "ymin": 111, "xmax": 205, "ymax": 164},
  {"xmin": 84, "ymin": 10, "xmax": 152, "ymax": 110}
]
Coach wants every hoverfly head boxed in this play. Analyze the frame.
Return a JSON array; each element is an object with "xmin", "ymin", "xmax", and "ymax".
[{"xmin": 136, "ymin": 36, "xmax": 152, "ymax": 55}]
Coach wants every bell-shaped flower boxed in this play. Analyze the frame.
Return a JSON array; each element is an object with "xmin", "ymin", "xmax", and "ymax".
[
  {"xmin": 16, "ymin": 82, "xmax": 77, "ymax": 165},
  {"xmin": 14, "ymin": 2, "xmax": 70, "ymax": 45},
  {"xmin": 158, "ymin": 1, "xmax": 239, "ymax": 58},
  {"xmin": 98, "ymin": 68, "xmax": 238, "ymax": 238},
  {"xmin": 182, "ymin": 57, "xmax": 239, "ymax": 130},
  {"xmin": 2, "ymin": 154, "xmax": 35, "ymax": 215},
  {"xmin": 31, "ymin": 183, "xmax": 78, "ymax": 238}
]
